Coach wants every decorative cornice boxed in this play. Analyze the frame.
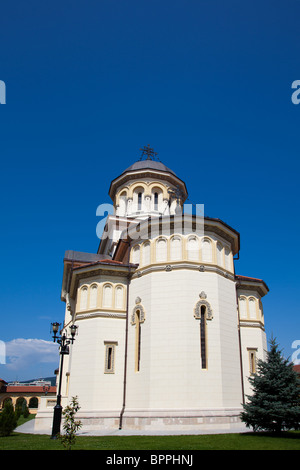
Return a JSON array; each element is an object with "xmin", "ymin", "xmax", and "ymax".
[
  {"xmin": 236, "ymin": 276, "xmax": 269, "ymax": 298},
  {"xmin": 76, "ymin": 311, "xmax": 126, "ymax": 321},
  {"xmin": 131, "ymin": 262, "xmax": 235, "ymax": 281},
  {"xmin": 239, "ymin": 320, "xmax": 265, "ymax": 330}
]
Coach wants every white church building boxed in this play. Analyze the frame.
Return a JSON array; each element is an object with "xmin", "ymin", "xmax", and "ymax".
[{"xmin": 35, "ymin": 146, "xmax": 269, "ymax": 432}]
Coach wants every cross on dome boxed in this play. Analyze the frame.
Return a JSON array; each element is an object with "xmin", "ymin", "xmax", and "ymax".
[{"xmin": 139, "ymin": 144, "xmax": 160, "ymax": 161}]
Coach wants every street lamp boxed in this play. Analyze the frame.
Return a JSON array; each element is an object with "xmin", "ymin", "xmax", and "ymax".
[{"xmin": 50, "ymin": 322, "xmax": 78, "ymax": 439}]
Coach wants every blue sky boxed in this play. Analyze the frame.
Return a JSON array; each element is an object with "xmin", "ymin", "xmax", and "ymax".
[{"xmin": 0, "ymin": 0, "xmax": 300, "ymax": 381}]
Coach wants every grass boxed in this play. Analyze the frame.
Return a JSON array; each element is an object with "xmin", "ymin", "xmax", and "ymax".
[
  {"xmin": 0, "ymin": 430, "xmax": 300, "ymax": 450},
  {"xmin": 0, "ymin": 414, "xmax": 299, "ymax": 450}
]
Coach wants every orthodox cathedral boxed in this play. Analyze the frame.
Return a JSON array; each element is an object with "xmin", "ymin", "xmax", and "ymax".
[{"xmin": 35, "ymin": 146, "xmax": 269, "ymax": 432}]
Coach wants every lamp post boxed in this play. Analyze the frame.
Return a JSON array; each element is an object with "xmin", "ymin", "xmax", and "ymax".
[{"xmin": 50, "ymin": 322, "xmax": 78, "ymax": 439}]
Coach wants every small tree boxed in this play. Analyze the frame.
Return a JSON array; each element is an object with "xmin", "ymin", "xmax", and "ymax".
[
  {"xmin": 22, "ymin": 402, "xmax": 30, "ymax": 418},
  {"xmin": 241, "ymin": 337, "xmax": 300, "ymax": 433},
  {"xmin": 0, "ymin": 401, "xmax": 18, "ymax": 436},
  {"xmin": 58, "ymin": 396, "xmax": 82, "ymax": 450}
]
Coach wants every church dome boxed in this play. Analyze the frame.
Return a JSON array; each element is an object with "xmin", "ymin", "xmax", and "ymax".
[
  {"xmin": 108, "ymin": 145, "xmax": 188, "ymax": 221},
  {"xmin": 122, "ymin": 159, "xmax": 176, "ymax": 176}
]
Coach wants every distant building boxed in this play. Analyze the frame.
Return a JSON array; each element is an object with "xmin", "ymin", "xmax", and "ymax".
[
  {"xmin": 35, "ymin": 147, "xmax": 269, "ymax": 432},
  {"xmin": 0, "ymin": 378, "xmax": 56, "ymax": 414}
]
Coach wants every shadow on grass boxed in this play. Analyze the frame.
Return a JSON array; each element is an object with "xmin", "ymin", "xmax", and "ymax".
[{"xmin": 243, "ymin": 431, "xmax": 300, "ymax": 440}]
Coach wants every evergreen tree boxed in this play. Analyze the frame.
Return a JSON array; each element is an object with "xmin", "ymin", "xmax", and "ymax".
[
  {"xmin": 0, "ymin": 401, "xmax": 18, "ymax": 437},
  {"xmin": 240, "ymin": 337, "xmax": 300, "ymax": 433}
]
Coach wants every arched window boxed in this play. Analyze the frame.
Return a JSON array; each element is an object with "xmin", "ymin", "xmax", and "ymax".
[
  {"xmin": 135, "ymin": 310, "xmax": 142, "ymax": 372},
  {"xmin": 217, "ymin": 242, "xmax": 224, "ymax": 267},
  {"xmin": 194, "ymin": 295, "xmax": 213, "ymax": 370},
  {"xmin": 154, "ymin": 192, "xmax": 158, "ymax": 210},
  {"xmin": 90, "ymin": 284, "xmax": 98, "ymax": 309},
  {"xmin": 142, "ymin": 242, "xmax": 151, "ymax": 266},
  {"xmin": 132, "ymin": 245, "xmax": 140, "ymax": 265},
  {"xmin": 138, "ymin": 192, "xmax": 142, "ymax": 210},
  {"xmin": 151, "ymin": 187, "xmax": 163, "ymax": 212},
  {"xmin": 187, "ymin": 236, "xmax": 199, "ymax": 261},
  {"xmin": 119, "ymin": 191, "xmax": 127, "ymax": 216},
  {"xmin": 133, "ymin": 187, "xmax": 144, "ymax": 213},
  {"xmin": 170, "ymin": 236, "xmax": 182, "ymax": 260},
  {"xmin": 200, "ymin": 305, "xmax": 207, "ymax": 369},
  {"xmin": 156, "ymin": 238, "xmax": 167, "ymax": 262},
  {"xmin": 115, "ymin": 286, "xmax": 124, "ymax": 309},
  {"xmin": 202, "ymin": 238, "xmax": 212, "ymax": 263},
  {"xmin": 249, "ymin": 297, "xmax": 257, "ymax": 319},
  {"xmin": 131, "ymin": 302, "xmax": 146, "ymax": 372},
  {"xmin": 103, "ymin": 284, "xmax": 113, "ymax": 308},
  {"xmin": 80, "ymin": 286, "xmax": 88, "ymax": 310},
  {"xmin": 239, "ymin": 297, "xmax": 247, "ymax": 319}
]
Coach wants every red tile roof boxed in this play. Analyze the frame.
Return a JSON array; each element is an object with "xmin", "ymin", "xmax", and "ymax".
[{"xmin": 5, "ymin": 386, "xmax": 56, "ymax": 393}]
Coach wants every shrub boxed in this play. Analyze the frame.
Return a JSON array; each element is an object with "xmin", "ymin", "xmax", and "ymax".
[
  {"xmin": 0, "ymin": 401, "xmax": 18, "ymax": 436},
  {"xmin": 58, "ymin": 396, "xmax": 82, "ymax": 450}
]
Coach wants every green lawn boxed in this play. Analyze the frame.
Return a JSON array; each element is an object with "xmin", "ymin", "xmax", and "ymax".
[{"xmin": 0, "ymin": 431, "xmax": 300, "ymax": 450}]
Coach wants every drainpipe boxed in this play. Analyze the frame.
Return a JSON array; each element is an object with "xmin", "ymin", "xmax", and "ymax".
[{"xmin": 119, "ymin": 241, "xmax": 131, "ymax": 430}]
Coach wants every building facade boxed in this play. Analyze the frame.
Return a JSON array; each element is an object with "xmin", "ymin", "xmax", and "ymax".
[
  {"xmin": 0, "ymin": 379, "xmax": 56, "ymax": 414},
  {"xmin": 35, "ymin": 147, "xmax": 269, "ymax": 432}
]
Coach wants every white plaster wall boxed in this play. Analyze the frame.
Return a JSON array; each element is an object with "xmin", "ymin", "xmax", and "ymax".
[
  {"xmin": 124, "ymin": 269, "xmax": 243, "ymax": 415},
  {"xmin": 67, "ymin": 316, "xmax": 125, "ymax": 413}
]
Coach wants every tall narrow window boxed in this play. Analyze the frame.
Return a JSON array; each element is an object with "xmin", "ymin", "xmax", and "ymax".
[
  {"xmin": 135, "ymin": 310, "xmax": 141, "ymax": 372},
  {"xmin": 131, "ymin": 303, "xmax": 145, "ymax": 372},
  {"xmin": 119, "ymin": 192, "xmax": 127, "ymax": 216},
  {"xmin": 154, "ymin": 192, "xmax": 158, "ymax": 210},
  {"xmin": 104, "ymin": 342, "xmax": 117, "ymax": 373},
  {"xmin": 107, "ymin": 347, "xmax": 113, "ymax": 370},
  {"xmin": 248, "ymin": 348, "xmax": 257, "ymax": 374},
  {"xmin": 138, "ymin": 192, "xmax": 142, "ymax": 210},
  {"xmin": 200, "ymin": 305, "xmax": 207, "ymax": 369}
]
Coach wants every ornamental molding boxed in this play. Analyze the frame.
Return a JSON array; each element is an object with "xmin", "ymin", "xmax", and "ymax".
[
  {"xmin": 76, "ymin": 311, "xmax": 126, "ymax": 320},
  {"xmin": 194, "ymin": 298, "xmax": 213, "ymax": 321},
  {"xmin": 239, "ymin": 320, "xmax": 265, "ymax": 330},
  {"xmin": 131, "ymin": 301, "xmax": 146, "ymax": 325},
  {"xmin": 131, "ymin": 263, "xmax": 235, "ymax": 281}
]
